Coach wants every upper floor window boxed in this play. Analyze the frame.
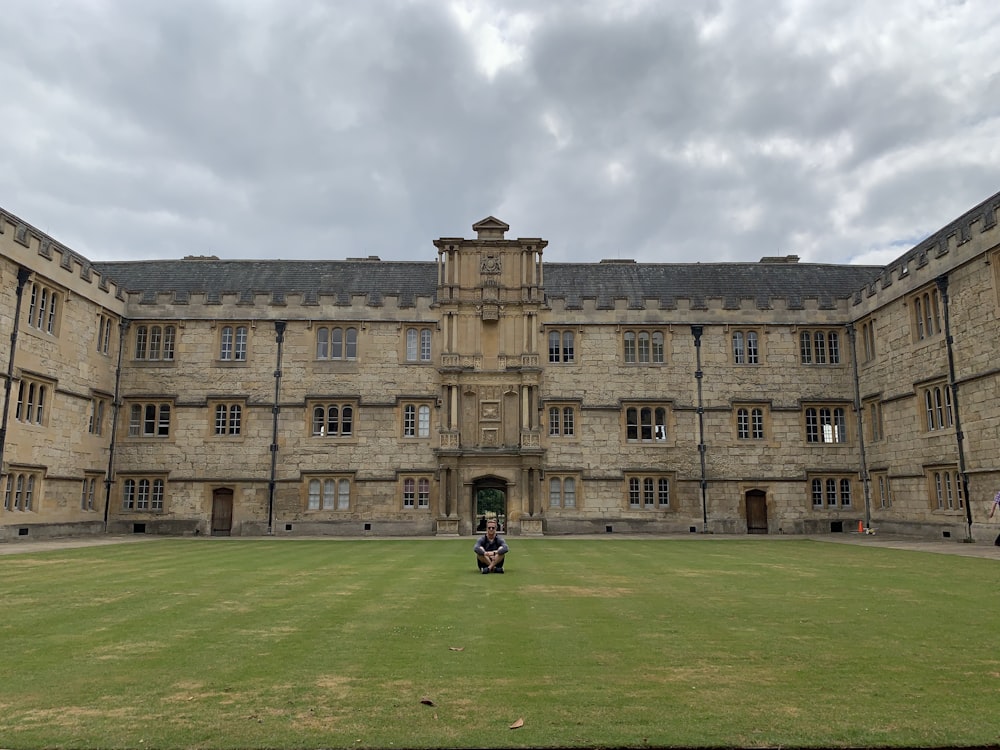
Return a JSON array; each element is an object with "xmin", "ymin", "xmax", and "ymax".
[
  {"xmin": 122, "ymin": 477, "xmax": 165, "ymax": 511},
  {"xmin": 548, "ymin": 330, "xmax": 575, "ymax": 363},
  {"xmin": 402, "ymin": 403, "xmax": 432, "ymax": 438},
  {"xmin": 810, "ymin": 476, "xmax": 852, "ymax": 507},
  {"xmin": 3, "ymin": 470, "xmax": 40, "ymax": 512},
  {"xmin": 548, "ymin": 476, "xmax": 578, "ymax": 508},
  {"xmin": 88, "ymin": 395, "xmax": 109, "ymax": 436},
  {"xmin": 26, "ymin": 282, "xmax": 60, "ymax": 335},
  {"xmin": 627, "ymin": 475, "xmax": 671, "ymax": 508},
  {"xmin": 864, "ymin": 398, "xmax": 884, "ymax": 443},
  {"xmin": 732, "ymin": 330, "xmax": 759, "ymax": 365},
  {"xmin": 402, "ymin": 476, "xmax": 431, "ymax": 509},
  {"xmin": 213, "ymin": 402, "xmax": 243, "ymax": 436},
  {"xmin": 15, "ymin": 377, "xmax": 49, "ymax": 426},
  {"xmin": 548, "ymin": 405, "xmax": 576, "ymax": 437},
  {"xmin": 134, "ymin": 325, "xmax": 176, "ymax": 361},
  {"xmin": 736, "ymin": 406, "xmax": 765, "ymax": 440},
  {"xmin": 859, "ymin": 318, "xmax": 876, "ymax": 363},
  {"xmin": 928, "ymin": 467, "xmax": 964, "ymax": 511},
  {"xmin": 623, "ymin": 330, "xmax": 665, "ymax": 364},
  {"xmin": 127, "ymin": 402, "xmax": 172, "ymax": 438},
  {"xmin": 921, "ymin": 383, "xmax": 953, "ymax": 431},
  {"xmin": 219, "ymin": 325, "xmax": 248, "ymax": 361},
  {"xmin": 306, "ymin": 476, "xmax": 351, "ymax": 510},
  {"xmin": 310, "ymin": 402, "xmax": 355, "ymax": 438},
  {"xmin": 626, "ymin": 405, "xmax": 668, "ymax": 443},
  {"xmin": 97, "ymin": 314, "xmax": 115, "ymax": 355},
  {"xmin": 805, "ymin": 406, "xmax": 847, "ymax": 444},
  {"xmin": 799, "ymin": 330, "xmax": 840, "ymax": 365},
  {"xmin": 316, "ymin": 326, "xmax": 358, "ymax": 360},
  {"xmin": 405, "ymin": 327, "xmax": 433, "ymax": 362},
  {"xmin": 911, "ymin": 287, "xmax": 942, "ymax": 342}
]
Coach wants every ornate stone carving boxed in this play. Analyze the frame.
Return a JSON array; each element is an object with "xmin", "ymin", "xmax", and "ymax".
[{"xmin": 481, "ymin": 255, "xmax": 502, "ymax": 274}]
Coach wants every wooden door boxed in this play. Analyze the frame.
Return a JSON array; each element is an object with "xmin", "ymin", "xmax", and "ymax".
[
  {"xmin": 746, "ymin": 490, "xmax": 768, "ymax": 534},
  {"xmin": 211, "ymin": 489, "xmax": 233, "ymax": 536}
]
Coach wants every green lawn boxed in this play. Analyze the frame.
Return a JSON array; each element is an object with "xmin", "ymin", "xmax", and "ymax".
[{"xmin": 0, "ymin": 537, "xmax": 997, "ymax": 749}]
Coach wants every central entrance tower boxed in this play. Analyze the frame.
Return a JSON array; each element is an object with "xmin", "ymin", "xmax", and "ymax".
[{"xmin": 433, "ymin": 218, "xmax": 547, "ymax": 536}]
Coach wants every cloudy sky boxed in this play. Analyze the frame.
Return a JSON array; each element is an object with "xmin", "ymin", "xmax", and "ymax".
[{"xmin": 2, "ymin": 0, "xmax": 999, "ymax": 266}]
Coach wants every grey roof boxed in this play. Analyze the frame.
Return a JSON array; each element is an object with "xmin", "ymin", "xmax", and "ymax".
[{"xmin": 94, "ymin": 258, "xmax": 883, "ymax": 307}]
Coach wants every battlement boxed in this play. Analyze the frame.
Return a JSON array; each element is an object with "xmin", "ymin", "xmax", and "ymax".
[{"xmin": 0, "ymin": 208, "xmax": 126, "ymax": 310}]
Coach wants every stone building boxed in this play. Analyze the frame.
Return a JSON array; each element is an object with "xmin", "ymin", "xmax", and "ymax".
[{"xmin": 3, "ymin": 193, "xmax": 1000, "ymax": 542}]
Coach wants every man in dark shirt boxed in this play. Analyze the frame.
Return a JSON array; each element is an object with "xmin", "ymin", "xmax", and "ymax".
[{"xmin": 473, "ymin": 519, "xmax": 508, "ymax": 574}]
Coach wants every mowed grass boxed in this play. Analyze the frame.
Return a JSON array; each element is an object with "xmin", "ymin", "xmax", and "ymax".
[{"xmin": 1, "ymin": 538, "xmax": 998, "ymax": 749}]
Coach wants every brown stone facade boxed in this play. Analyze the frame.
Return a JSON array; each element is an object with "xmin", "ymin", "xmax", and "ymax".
[{"xmin": 3, "ymin": 197, "xmax": 1000, "ymax": 542}]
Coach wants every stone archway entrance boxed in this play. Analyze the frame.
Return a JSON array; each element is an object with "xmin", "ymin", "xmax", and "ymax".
[
  {"xmin": 473, "ymin": 477, "xmax": 507, "ymax": 534},
  {"xmin": 745, "ymin": 489, "xmax": 768, "ymax": 534}
]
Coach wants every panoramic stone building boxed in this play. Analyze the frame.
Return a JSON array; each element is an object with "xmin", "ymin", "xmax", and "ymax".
[{"xmin": 3, "ymin": 193, "xmax": 1000, "ymax": 542}]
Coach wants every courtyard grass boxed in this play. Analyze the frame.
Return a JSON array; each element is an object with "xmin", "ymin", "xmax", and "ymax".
[{"xmin": 0, "ymin": 537, "xmax": 998, "ymax": 749}]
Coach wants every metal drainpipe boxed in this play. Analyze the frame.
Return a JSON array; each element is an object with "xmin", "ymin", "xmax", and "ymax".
[
  {"xmin": 691, "ymin": 325, "xmax": 708, "ymax": 533},
  {"xmin": 935, "ymin": 275, "xmax": 974, "ymax": 541},
  {"xmin": 267, "ymin": 321, "xmax": 286, "ymax": 535},
  {"xmin": 102, "ymin": 319, "xmax": 129, "ymax": 532},
  {"xmin": 846, "ymin": 323, "xmax": 872, "ymax": 530},
  {"xmin": 0, "ymin": 268, "xmax": 32, "ymax": 485}
]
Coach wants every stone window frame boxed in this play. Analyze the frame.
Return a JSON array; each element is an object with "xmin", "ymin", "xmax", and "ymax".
[
  {"xmin": 3, "ymin": 469, "xmax": 42, "ymax": 512},
  {"xmin": 88, "ymin": 393, "xmax": 111, "ymax": 436},
  {"xmin": 548, "ymin": 475, "xmax": 579, "ymax": 508},
  {"xmin": 218, "ymin": 323, "xmax": 250, "ymax": 363},
  {"xmin": 308, "ymin": 400, "xmax": 358, "ymax": 440},
  {"xmin": 315, "ymin": 325, "xmax": 359, "ymax": 361},
  {"xmin": 731, "ymin": 329, "xmax": 761, "ymax": 365},
  {"xmin": 858, "ymin": 317, "xmax": 877, "ymax": 364},
  {"xmin": 808, "ymin": 475, "xmax": 853, "ymax": 508},
  {"xmin": 401, "ymin": 474, "xmax": 433, "ymax": 510},
  {"xmin": 210, "ymin": 399, "xmax": 246, "ymax": 438},
  {"xmin": 400, "ymin": 401, "xmax": 433, "ymax": 439},
  {"xmin": 404, "ymin": 326, "xmax": 434, "ymax": 363},
  {"xmin": 803, "ymin": 404, "xmax": 849, "ymax": 444},
  {"xmin": 97, "ymin": 313, "xmax": 115, "ymax": 355},
  {"xmin": 625, "ymin": 473, "xmax": 672, "ymax": 509},
  {"xmin": 546, "ymin": 403, "xmax": 577, "ymax": 438},
  {"xmin": 926, "ymin": 466, "xmax": 964, "ymax": 512},
  {"xmin": 624, "ymin": 403, "xmax": 671, "ymax": 444},
  {"xmin": 734, "ymin": 403, "xmax": 768, "ymax": 440},
  {"xmin": 622, "ymin": 328, "xmax": 667, "ymax": 365},
  {"xmin": 871, "ymin": 470, "xmax": 892, "ymax": 509},
  {"xmin": 546, "ymin": 328, "xmax": 576, "ymax": 364},
  {"xmin": 133, "ymin": 323, "xmax": 177, "ymax": 361},
  {"xmin": 863, "ymin": 397, "xmax": 884, "ymax": 443},
  {"xmin": 15, "ymin": 375, "xmax": 52, "ymax": 427},
  {"xmin": 919, "ymin": 380, "xmax": 953, "ymax": 432},
  {"xmin": 126, "ymin": 401, "xmax": 174, "ymax": 439},
  {"xmin": 910, "ymin": 285, "xmax": 943, "ymax": 343},
  {"xmin": 81, "ymin": 473, "xmax": 103, "ymax": 512},
  {"xmin": 303, "ymin": 474, "xmax": 353, "ymax": 511},
  {"xmin": 120, "ymin": 475, "xmax": 167, "ymax": 512},
  {"xmin": 26, "ymin": 280, "xmax": 62, "ymax": 336},
  {"xmin": 798, "ymin": 329, "xmax": 841, "ymax": 365}
]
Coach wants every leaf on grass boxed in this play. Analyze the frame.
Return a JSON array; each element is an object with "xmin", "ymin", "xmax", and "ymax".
[
  {"xmin": 509, "ymin": 717, "xmax": 524, "ymax": 729},
  {"xmin": 420, "ymin": 698, "xmax": 436, "ymax": 706},
  {"xmin": 448, "ymin": 646, "xmax": 464, "ymax": 651}
]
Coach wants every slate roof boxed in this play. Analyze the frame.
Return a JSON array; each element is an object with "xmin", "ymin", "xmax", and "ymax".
[{"xmin": 94, "ymin": 258, "xmax": 884, "ymax": 308}]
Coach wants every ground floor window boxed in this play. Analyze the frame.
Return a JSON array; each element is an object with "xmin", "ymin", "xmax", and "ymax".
[
  {"xmin": 626, "ymin": 475, "xmax": 670, "ymax": 508},
  {"xmin": 927, "ymin": 467, "xmax": 964, "ymax": 510},
  {"xmin": 548, "ymin": 476, "xmax": 578, "ymax": 508},
  {"xmin": 402, "ymin": 476, "xmax": 431, "ymax": 509},
  {"xmin": 809, "ymin": 476, "xmax": 852, "ymax": 508},
  {"xmin": 4, "ymin": 470, "xmax": 41, "ymax": 511},
  {"xmin": 305, "ymin": 476, "xmax": 352, "ymax": 510},
  {"xmin": 121, "ymin": 477, "xmax": 165, "ymax": 511}
]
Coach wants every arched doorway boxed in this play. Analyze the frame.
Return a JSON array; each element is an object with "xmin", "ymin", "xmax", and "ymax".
[
  {"xmin": 211, "ymin": 488, "xmax": 234, "ymax": 536},
  {"xmin": 745, "ymin": 489, "xmax": 768, "ymax": 534},
  {"xmin": 473, "ymin": 477, "xmax": 507, "ymax": 533}
]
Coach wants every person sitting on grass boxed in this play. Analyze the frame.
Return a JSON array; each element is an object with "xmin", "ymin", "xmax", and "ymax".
[{"xmin": 474, "ymin": 519, "xmax": 508, "ymax": 574}]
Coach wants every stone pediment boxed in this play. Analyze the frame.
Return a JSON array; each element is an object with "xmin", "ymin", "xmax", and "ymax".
[{"xmin": 472, "ymin": 216, "xmax": 509, "ymax": 240}]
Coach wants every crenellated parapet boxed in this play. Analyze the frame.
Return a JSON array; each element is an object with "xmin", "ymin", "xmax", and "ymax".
[
  {"xmin": 0, "ymin": 208, "xmax": 126, "ymax": 312},
  {"xmin": 849, "ymin": 189, "xmax": 1000, "ymax": 316}
]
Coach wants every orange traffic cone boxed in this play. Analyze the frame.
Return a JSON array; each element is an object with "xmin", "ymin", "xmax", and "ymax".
[{"xmin": 858, "ymin": 520, "xmax": 864, "ymax": 534}]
